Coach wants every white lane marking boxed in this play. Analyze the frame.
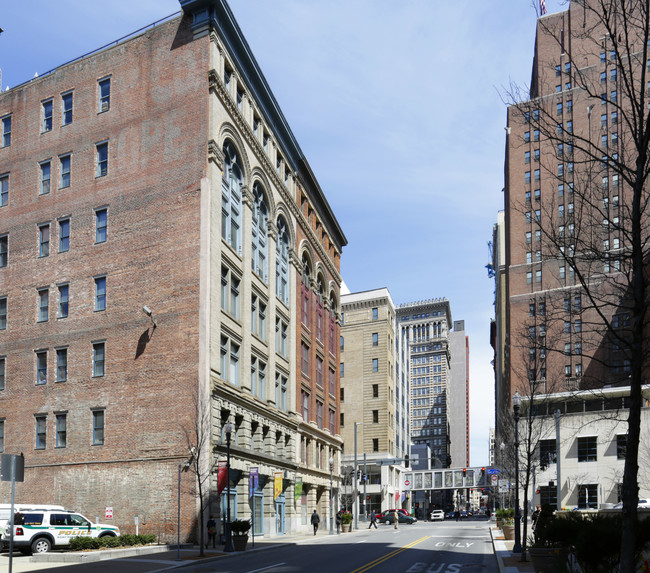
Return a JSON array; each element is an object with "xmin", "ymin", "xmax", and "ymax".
[{"xmin": 246, "ymin": 563, "xmax": 286, "ymax": 573}]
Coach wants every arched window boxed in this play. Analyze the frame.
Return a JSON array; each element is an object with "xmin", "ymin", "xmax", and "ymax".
[
  {"xmin": 251, "ymin": 183, "xmax": 268, "ymax": 282},
  {"xmin": 222, "ymin": 141, "xmax": 242, "ymax": 253},
  {"xmin": 276, "ymin": 216, "xmax": 290, "ymax": 305}
]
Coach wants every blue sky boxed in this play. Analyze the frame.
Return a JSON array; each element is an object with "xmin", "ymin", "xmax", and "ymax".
[{"xmin": 0, "ymin": 0, "xmax": 567, "ymax": 466}]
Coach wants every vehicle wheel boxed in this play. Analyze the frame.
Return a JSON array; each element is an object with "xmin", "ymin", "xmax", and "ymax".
[
  {"xmin": 31, "ymin": 537, "xmax": 51, "ymax": 554},
  {"xmin": 98, "ymin": 532, "xmax": 115, "ymax": 538}
]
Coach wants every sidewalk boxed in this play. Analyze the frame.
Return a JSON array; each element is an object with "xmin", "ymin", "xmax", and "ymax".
[{"xmin": 490, "ymin": 525, "xmax": 535, "ymax": 573}]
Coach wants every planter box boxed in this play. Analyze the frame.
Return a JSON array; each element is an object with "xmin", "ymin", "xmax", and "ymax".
[
  {"xmin": 528, "ymin": 547, "xmax": 569, "ymax": 572},
  {"xmin": 232, "ymin": 535, "xmax": 248, "ymax": 551},
  {"xmin": 341, "ymin": 524, "xmax": 351, "ymax": 533},
  {"xmin": 502, "ymin": 525, "xmax": 515, "ymax": 540}
]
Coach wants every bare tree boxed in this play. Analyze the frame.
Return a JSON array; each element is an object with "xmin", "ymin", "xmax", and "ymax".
[
  {"xmin": 506, "ymin": 1, "xmax": 650, "ymax": 567},
  {"xmin": 182, "ymin": 392, "xmax": 213, "ymax": 557}
]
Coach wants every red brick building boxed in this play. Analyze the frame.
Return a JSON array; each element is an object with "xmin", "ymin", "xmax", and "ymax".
[{"xmin": 0, "ymin": 0, "xmax": 345, "ymax": 542}]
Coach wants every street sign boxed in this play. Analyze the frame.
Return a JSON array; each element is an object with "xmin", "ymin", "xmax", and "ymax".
[
  {"xmin": 486, "ymin": 468, "xmax": 500, "ymax": 475},
  {"xmin": 404, "ymin": 479, "xmax": 410, "ymax": 487},
  {"xmin": 491, "ymin": 474, "xmax": 498, "ymax": 485},
  {"xmin": 105, "ymin": 507, "xmax": 113, "ymax": 520}
]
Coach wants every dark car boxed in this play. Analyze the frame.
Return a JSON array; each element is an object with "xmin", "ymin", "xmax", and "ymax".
[{"xmin": 379, "ymin": 510, "xmax": 417, "ymax": 525}]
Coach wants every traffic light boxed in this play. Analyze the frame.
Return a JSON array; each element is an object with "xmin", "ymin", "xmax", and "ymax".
[
  {"xmin": 405, "ymin": 454, "xmax": 410, "ymax": 468},
  {"xmin": 357, "ymin": 469, "xmax": 361, "ymax": 480},
  {"xmin": 463, "ymin": 468, "xmax": 466, "ymax": 477}
]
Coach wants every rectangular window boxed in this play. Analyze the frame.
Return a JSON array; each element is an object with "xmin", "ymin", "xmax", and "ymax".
[
  {"xmin": 316, "ymin": 356, "xmax": 323, "ymax": 387},
  {"xmin": 60, "ymin": 154, "xmax": 71, "ymax": 188},
  {"xmin": 39, "ymin": 224, "xmax": 50, "ymax": 257},
  {"xmin": 372, "ymin": 358, "xmax": 379, "ymax": 372},
  {"xmin": 0, "ymin": 174, "xmax": 7, "ymax": 207},
  {"xmin": 99, "ymin": 78, "xmax": 111, "ymax": 112},
  {"xmin": 58, "ymin": 284, "xmax": 69, "ymax": 318},
  {"xmin": 40, "ymin": 161, "xmax": 51, "ymax": 195},
  {"xmin": 578, "ymin": 484, "xmax": 598, "ymax": 509},
  {"xmin": 95, "ymin": 208, "xmax": 108, "ymax": 243},
  {"xmin": 301, "ymin": 390, "xmax": 310, "ymax": 421},
  {"xmin": 92, "ymin": 410, "xmax": 105, "ymax": 445},
  {"xmin": 372, "ymin": 332, "xmax": 379, "ymax": 346},
  {"xmin": 56, "ymin": 348, "xmax": 67, "ymax": 382},
  {"xmin": 616, "ymin": 434, "xmax": 627, "ymax": 460},
  {"xmin": 340, "ymin": 362, "xmax": 344, "ymax": 378},
  {"xmin": 221, "ymin": 267, "xmax": 240, "ymax": 319},
  {"xmin": 42, "ymin": 100, "xmax": 53, "ymax": 132},
  {"xmin": 372, "ymin": 307, "xmax": 378, "ymax": 320},
  {"xmin": 220, "ymin": 335, "xmax": 240, "ymax": 386},
  {"xmin": 301, "ymin": 342, "xmax": 310, "ymax": 376},
  {"xmin": 577, "ymin": 436, "xmax": 597, "ymax": 462},
  {"xmin": 0, "ymin": 357, "xmax": 5, "ymax": 390},
  {"xmin": 275, "ymin": 373, "xmax": 287, "ymax": 412},
  {"xmin": 276, "ymin": 317, "xmax": 288, "ymax": 358},
  {"xmin": 62, "ymin": 92, "xmax": 73, "ymax": 125},
  {"xmin": 1, "ymin": 115, "xmax": 10, "ymax": 147},
  {"xmin": 539, "ymin": 439, "xmax": 556, "ymax": 466},
  {"xmin": 59, "ymin": 219, "xmax": 70, "ymax": 253},
  {"xmin": 38, "ymin": 289, "xmax": 49, "ymax": 322},
  {"xmin": 316, "ymin": 400, "xmax": 323, "ymax": 429},
  {"xmin": 329, "ymin": 368, "xmax": 336, "ymax": 395},
  {"xmin": 94, "ymin": 276, "xmax": 106, "ymax": 311},
  {"xmin": 36, "ymin": 351, "xmax": 47, "ymax": 384},
  {"xmin": 35, "ymin": 415, "xmax": 47, "ymax": 449},
  {"xmin": 372, "ymin": 384, "xmax": 379, "ymax": 398},
  {"xmin": 55, "ymin": 413, "xmax": 66, "ymax": 447},
  {"xmin": 0, "ymin": 297, "xmax": 6, "ymax": 330},
  {"xmin": 372, "ymin": 438, "xmax": 379, "ymax": 452},
  {"xmin": 93, "ymin": 342, "xmax": 105, "ymax": 377},
  {"xmin": 96, "ymin": 142, "xmax": 108, "ymax": 177}
]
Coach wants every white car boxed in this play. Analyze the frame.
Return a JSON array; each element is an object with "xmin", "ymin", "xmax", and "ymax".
[
  {"xmin": 430, "ymin": 510, "xmax": 445, "ymax": 521},
  {"xmin": 3, "ymin": 509, "xmax": 119, "ymax": 554}
]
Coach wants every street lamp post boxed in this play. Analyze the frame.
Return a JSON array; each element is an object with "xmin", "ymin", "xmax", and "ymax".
[
  {"xmin": 329, "ymin": 456, "xmax": 334, "ymax": 535},
  {"xmin": 512, "ymin": 391, "xmax": 522, "ymax": 553},
  {"xmin": 224, "ymin": 422, "xmax": 234, "ymax": 553}
]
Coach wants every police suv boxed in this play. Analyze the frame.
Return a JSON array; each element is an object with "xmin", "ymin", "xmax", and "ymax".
[{"xmin": 3, "ymin": 509, "xmax": 119, "ymax": 554}]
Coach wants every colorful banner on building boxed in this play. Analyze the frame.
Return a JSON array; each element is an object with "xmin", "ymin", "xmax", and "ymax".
[
  {"xmin": 294, "ymin": 476, "xmax": 303, "ymax": 501},
  {"xmin": 249, "ymin": 467, "xmax": 259, "ymax": 498},
  {"xmin": 217, "ymin": 461, "xmax": 228, "ymax": 495},
  {"xmin": 274, "ymin": 471, "xmax": 283, "ymax": 500},
  {"xmin": 394, "ymin": 490, "xmax": 400, "ymax": 503}
]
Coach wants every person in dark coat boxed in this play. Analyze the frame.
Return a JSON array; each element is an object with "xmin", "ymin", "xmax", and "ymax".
[
  {"xmin": 336, "ymin": 510, "xmax": 342, "ymax": 534},
  {"xmin": 206, "ymin": 515, "xmax": 217, "ymax": 548},
  {"xmin": 368, "ymin": 511, "xmax": 378, "ymax": 529},
  {"xmin": 311, "ymin": 509, "xmax": 320, "ymax": 535}
]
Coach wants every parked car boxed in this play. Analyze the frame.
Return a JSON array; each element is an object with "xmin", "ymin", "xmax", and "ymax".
[
  {"xmin": 459, "ymin": 511, "xmax": 468, "ymax": 518},
  {"xmin": 379, "ymin": 511, "xmax": 417, "ymax": 525},
  {"xmin": 378, "ymin": 509, "xmax": 409, "ymax": 521},
  {"xmin": 430, "ymin": 510, "xmax": 445, "ymax": 521},
  {"xmin": 613, "ymin": 499, "xmax": 650, "ymax": 509},
  {"xmin": 3, "ymin": 509, "xmax": 119, "ymax": 554}
]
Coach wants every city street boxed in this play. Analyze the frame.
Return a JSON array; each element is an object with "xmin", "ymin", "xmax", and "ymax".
[{"xmin": 0, "ymin": 520, "xmax": 498, "ymax": 573}]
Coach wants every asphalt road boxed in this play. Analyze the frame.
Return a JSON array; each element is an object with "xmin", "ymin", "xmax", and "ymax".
[{"xmin": 1, "ymin": 519, "xmax": 499, "ymax": 573}]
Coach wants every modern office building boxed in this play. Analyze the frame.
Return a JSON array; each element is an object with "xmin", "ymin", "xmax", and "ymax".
[
  {"xmin": 339, "ymin": 288, "xmax": 410, "ymax": 518},
  {"xmin": 0, "ymin": 0, "xmax": 345, "ymax": 541}
]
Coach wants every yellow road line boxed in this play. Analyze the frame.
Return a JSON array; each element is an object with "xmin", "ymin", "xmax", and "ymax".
[{"xmin": 350, "ymin": 536, "xmax": 431, "ymax": 573}]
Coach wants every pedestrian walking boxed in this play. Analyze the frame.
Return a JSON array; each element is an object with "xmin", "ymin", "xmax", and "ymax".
[
  {"xmin": 336, "ymin": 509, "xmax": 342, "ymax": 534},
  {"xmin": 368, "ymin": 511, "xmax": 377, "ymax": 529},
  {"xmin": 206, "ymin": 515, "xmax": 217, "ymax": 548},
  {"xmin": 311, "ymin": 509, "xmax": 320, "ymax": 535}
]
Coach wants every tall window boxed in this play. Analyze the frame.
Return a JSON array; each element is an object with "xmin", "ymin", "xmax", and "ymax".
[
  {"xmin": 372, "ymin": 358, "xmax": 379, "ymax": 372},
  {"xmin": 301, "ymin": 255, "xmax": 311, "ymax": 327},
  {"xmin": 251, "ymin": 294, "xmax": 266, "ymax": 340},
  {"xmin": 96, "ymin": 142, "xmax": 109, "ymax": 177},
  {"xmin": 316, "ymin": 356, "xmax": 324, "ymax": 387},
  {"xmin": 56, "ymin": 348, "xmax": 67, "ymax": 382},
  {"xmin": 0, "ymin": 297, "xmax": 6, "ymax": 330},
  {"xmin": 578, "ymin": 484, "xmax": 598, "ymax": 509},
  {"xmin": 372, "ymin": 333, "xmax": 378, "ymax": 346},
  {"xmin": 35, "ymin": 415, "xmax": 47, "ymax": 449},
  {"xmin": 98, "ymin": 77, "xmax": 111, "ymax": 112},
  {"xmin": 58, "ymin": 284, "xmax": 69, "ymax": 318},
  {"xmin": 329, "ymin": 368, "xmax": 336, "ymax": 395},
  {"xmin": 62, "ymin": 92, "xmax": 73, "ymax": 125},
  {"xmin": 276, "ymin": 317, "xmax": 288, "ymax": 358},
  {"xmin": 539, "ymin": 439, "xmax": 556, "ymax": 466},
  {"xmin": 94, "ymin": 276, "xmax": 106, "ymax": 311},
  {"xmin": 301, "ymin": 342, "xmax": 310, "ymax": 376},
  {"xmin": 301, "ymin": 390, "xmax": 310, "ymax": 421},
  {"xmin": 42, "ymin": 100, "xmax": 53, "ymax": 132},
  {"xmin": 316, "ymin": 400, "xmax": 324, "ymax": 429},
  {"xmin": 221, "ymin": 266, "xmax": 240, "ymax": 319},
  {"xmin": 38, "ymin": 289, "xmax": 49, "ymax": 322},
  {"xmin": 275, "ymin": 373, "xmax": 287, "ymax": 412},
  {"xmin": 0, "ymin": 174, "xmax": 7, "ymax": 206},
  {"xmin": 616, "ymin": 434, "xmax": 627, "ymax": 460},
  {"xmin": 39, "ymin": 224, "xmax": 50, "ymax": 257},
  {"xmin": 60, "ymin": 154, "xmax": 71, "ymax": 188},
  {"xmin": 222, "ymin": 142, "xmax": 242, "ymax": 253},
  {"xmin": 93, "ymin": 342, "xmax": 105, "ymax": 377},
  {"xmin": 40, "ymin": 161, "xmax": 51, "ymax": 195},
  {"xmin": 251, "ymin": 183, "xmax": 268, "ymax": 281},
  {"xmin": 1, "ymin": 115, "xmax": 10, "ymax": 147},
  {"xmin": 56, "ymin": 413, "xmax": 67, "ymax": 447},
  {"xmin": 0, "ymin": 357, "xmax": 5, "ymax": 390},
  {"xmin": 36, "ymin": 351, "xmax": 47, "ymax": 384},
  {"xmin": 251, "ymin": 357, "xmax": 266, "ymax": 400},
  {"xmin": 92, "ymin": 410, "xmax": 105, "ymax": 445},
  {"xmin": 0, "ymin": 235, "xmax": 6, "ymax": 268},
  {"xmin": 372, "ymin": 307, "xmax": 378, "ymax": 320},
  {"xmin": 59, "ymin": 219, "xmax": 70, "ymax": 253},
  {"xmin": 95, "ymin": 208, "xmax": 108, "ymax": 243},
  {"xmin": 276, "ymin": 216, "xmax": 290, "ymax": 305},
  {"xmin": 220, "ymin": 335, "xmax": 240, "ymax": 386}
]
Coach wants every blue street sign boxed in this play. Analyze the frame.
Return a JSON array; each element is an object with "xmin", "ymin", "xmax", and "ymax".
[{"xmin": 486, "ymin": 468, "xmax": 500, "ymax": 475}]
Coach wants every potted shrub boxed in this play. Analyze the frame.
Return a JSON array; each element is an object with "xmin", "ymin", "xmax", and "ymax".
[
  {"xmin": 230, "ymin": 519, "xmax": 251, "ymax": 551},
  {"xmin": 501, "ymin": 517, "xmax": 515, "ymax": 540},
  {"xmin": 341, "ymin": 511, "xmax": 352, "ymax": 532}
]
